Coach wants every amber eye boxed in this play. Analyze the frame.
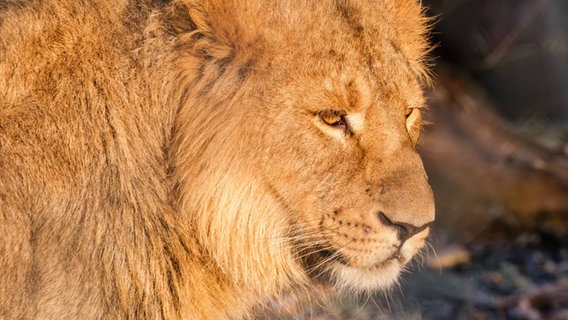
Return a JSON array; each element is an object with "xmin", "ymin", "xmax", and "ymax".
[
  {"xmin": 320, "ymin": 111, "xmax": 347, "ymax": 129},
  {"xmin": 405, "ymin": 107, "xmax": 422, "ymax": 144}
]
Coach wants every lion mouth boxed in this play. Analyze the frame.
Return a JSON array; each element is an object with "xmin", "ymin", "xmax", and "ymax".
[
  {"xmin": 298, "ymin": 244, "xmax": 405, "ymax": 292},
  {"xmin": 321, "ymin": 247, "xmax": 403, "ymax": 268},
  {"xmin": 302, "ymin": 245, "xmax": 403, "ymax": 281}
]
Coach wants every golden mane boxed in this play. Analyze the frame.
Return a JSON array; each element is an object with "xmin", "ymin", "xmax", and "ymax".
[{"xmin": 0, "ymin": 0, "xmax": 433, "ymax": 319}]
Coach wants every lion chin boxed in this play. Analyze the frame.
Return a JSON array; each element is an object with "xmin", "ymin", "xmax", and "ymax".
[{"xmin": 332, "ymin": 260, "xmax": 402, "ymax": 292}]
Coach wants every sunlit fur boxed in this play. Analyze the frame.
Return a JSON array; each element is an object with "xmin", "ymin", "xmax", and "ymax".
[{"xmin": 1, "ymin": 0, "xmax": 433, "ymax": 319}]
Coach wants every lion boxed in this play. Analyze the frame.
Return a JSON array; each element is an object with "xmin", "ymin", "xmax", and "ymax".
[{"xmin": 0, "ymin": 0, "xmax": 434, "ymax": 319}]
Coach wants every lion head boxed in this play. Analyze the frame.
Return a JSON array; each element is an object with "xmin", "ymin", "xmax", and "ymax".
[
  {"xmin": 0, "ymin": 0, "xmax": 434, "ymax": 318},
  {"xmin": 171, "ymin": 0, "xmax": 434, "ymax": 299}
]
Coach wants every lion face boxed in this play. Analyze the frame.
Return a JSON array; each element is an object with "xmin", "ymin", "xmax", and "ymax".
[
  {"xmin": 177, "ymin": 0, "xmax": 434, "ymax": 296},
  {"xmin": 256, "ymin": 67, "xmax": 434, "ymax": 292},
  {"xmin": 245, "ymin": 2, "xmax": 434, "ymax": 292}
]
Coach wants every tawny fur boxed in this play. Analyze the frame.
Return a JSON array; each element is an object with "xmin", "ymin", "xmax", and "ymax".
[{"xmin": 0, "ymin": 0, "xmax": 434, "ymax": 319}]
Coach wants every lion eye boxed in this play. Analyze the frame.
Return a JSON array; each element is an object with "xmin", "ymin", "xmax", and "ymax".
[
  {"xmin": 405, "ymin": 107, "xmax": 422, "ymax": 144},
  {"xmin": 320, "ymin": 111, "xmax": 347, "ymax": 129}
]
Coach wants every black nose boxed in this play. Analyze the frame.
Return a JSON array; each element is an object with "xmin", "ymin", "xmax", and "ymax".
[{"xmin": 377, "ymin": 212, "xmax": 430, "ymax": 243}]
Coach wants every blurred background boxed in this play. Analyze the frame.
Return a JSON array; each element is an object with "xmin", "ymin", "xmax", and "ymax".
[
  {"xmin": 260, "ymin": 1, "xmax": 568, "ymax": 319},
  {"xmin": 387, "ymin": 1, "xmax": 568, "ymax": 318}
]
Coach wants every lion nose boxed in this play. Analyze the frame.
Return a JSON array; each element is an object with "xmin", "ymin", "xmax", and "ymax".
[{"xmin": 377, "ymin": 211, "xmax": 431, "ymax": 243}]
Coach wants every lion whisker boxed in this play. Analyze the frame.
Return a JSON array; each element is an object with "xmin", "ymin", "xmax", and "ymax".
[
  {"xmin": 304, "ymin": 236, "xmax": 359, "ymax": 278},
  {"xmin": 264, "ymin": 221, "xmax": 355, "ymax": 244},
  {"xmin": 292, "ymin": 243, "xmax": 336, "ymax": 261}
]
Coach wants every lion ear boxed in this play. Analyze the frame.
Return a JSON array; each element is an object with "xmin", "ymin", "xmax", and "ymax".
[{"xmin": 178, "ymin": 0, "xmax": 263, "ymax": 63}]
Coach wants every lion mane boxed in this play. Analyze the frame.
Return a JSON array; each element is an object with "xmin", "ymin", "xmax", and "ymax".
[{"xmin": 0, "ymin": 0, "xmax": 433, "ymax": 319}]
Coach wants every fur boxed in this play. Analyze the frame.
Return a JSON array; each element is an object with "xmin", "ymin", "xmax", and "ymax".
[{"xmin": 0, "ymin": 0, "xmax": 434, "ymax": 319}]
